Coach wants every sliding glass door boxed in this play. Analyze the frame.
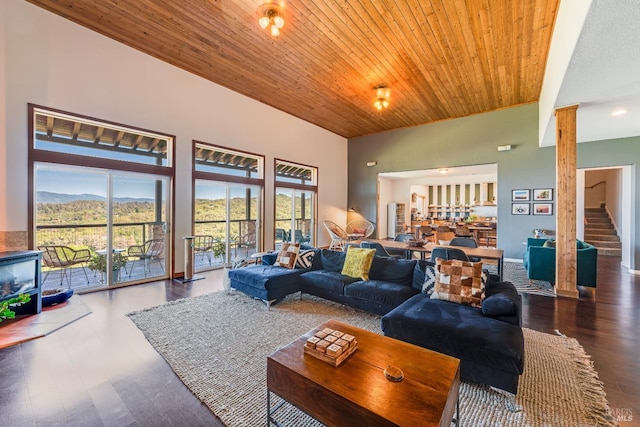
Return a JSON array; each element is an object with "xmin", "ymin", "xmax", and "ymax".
[
  {"xmin": 112, "ymin": 174, "xmax": 169, "ymax": 283},
  {"xmin": 194, "ymin": 180, "xmax": 261, "ymax": 271},
  {"xmin": 35, "ymin": 164, "xmax": 170, "ymax": 291},
  {"xmin": 275, "ymin": 188, "xmax": 314, "ymax": 249}
]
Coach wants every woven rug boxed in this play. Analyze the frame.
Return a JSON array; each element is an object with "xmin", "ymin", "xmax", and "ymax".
[
  {"xmin": 500, "ymin": 261, "xmax": 556, "ymax": 297},
  {"xmin": 128, "ymin": 292, "xmax": 615, "ymax": 427}
]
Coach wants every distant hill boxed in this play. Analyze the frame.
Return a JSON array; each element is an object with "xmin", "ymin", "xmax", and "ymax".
[{"xmin": 37, "ymin": 191, "xmax": 154, "ymax": 204}]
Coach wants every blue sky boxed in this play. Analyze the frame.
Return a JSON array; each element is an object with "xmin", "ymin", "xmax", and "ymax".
[{"xmin": 36, "ymin": 168, "xmax": 163, "ymax": 199}]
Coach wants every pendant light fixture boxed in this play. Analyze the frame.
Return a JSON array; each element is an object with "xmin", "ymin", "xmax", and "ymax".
[
  {"xmin": 257, "ymin": 3, "xmax": 285, "ymax": 37},
  {"xmin": 374, "ymin": 85, "xmax": 390, "ymax": 111}
]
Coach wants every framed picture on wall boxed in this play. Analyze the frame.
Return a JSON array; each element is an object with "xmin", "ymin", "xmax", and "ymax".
[
  {"xmin": 533, "ymin": 203, "xmax": 553, "ymax": 215},
  {"xmin": 533, "ymin": 188, "xmax": 553, "ymax": 201},
  {"xmin": 512, "ymin": 189, "xmax": 530, "ymax": 201},
  {"xmin": 512, "ymin": 203, "xmax": 530, "ymax": 215}
]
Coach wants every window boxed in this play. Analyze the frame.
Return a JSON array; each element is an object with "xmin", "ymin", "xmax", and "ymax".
[
  {"xmin": 193, "ymin": 142, "xmax": 264, "ymax": 271},
  {"xmin": 275, "ymin": 160, "xmax": 317, "ymax": 248},
  {"xmin": 32, "ymin": 108, "xmax": 171, "ymax": 166},
  {"xmin": 29, "ymin": 104, "xmax": 174, "ymax": 292}
]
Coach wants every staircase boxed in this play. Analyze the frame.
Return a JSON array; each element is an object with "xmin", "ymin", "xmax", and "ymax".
[{"xmin": 584, "ymin": 207, "xmax": 621, "ymax": 256}]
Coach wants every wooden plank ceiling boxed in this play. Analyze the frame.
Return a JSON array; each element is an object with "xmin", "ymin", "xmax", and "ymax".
[{"xmin": 26, "ymin": 0, "xmax": 559, "ymax": 139}]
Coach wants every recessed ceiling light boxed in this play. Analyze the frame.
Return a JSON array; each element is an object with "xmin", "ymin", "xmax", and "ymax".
[
  {"xmin": 611, "ymin": 109, "xmax": 628, "ymax": 116},
  {"xmin": 439, "ymin": 168, "xmax": 448, "ymax": 174}
]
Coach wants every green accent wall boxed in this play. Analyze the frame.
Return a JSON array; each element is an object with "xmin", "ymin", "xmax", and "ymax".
[{"xmin": 348, "ymin": 103, "xmax": 639, "ymax": 267}]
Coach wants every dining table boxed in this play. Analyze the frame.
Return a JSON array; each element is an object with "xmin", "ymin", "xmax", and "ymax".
[{"xmin": 353, "ymin": 239, "xmax": 504, "ymax": 281}]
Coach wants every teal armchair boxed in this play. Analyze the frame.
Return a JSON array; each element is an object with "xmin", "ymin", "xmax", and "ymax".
[{"xmin": 523, "ymin": 238, "xmax": 598, "ymax": 288}]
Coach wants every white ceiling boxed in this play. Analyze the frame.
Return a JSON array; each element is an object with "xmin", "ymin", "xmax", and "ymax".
[{"xmin": 541, "ymin": 0, "xmax": 640, "ymax": 147}]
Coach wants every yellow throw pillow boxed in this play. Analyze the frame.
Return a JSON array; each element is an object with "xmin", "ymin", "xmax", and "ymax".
[
  {"xmin": 431, "ymin": 258, "xmax": 484, "ymax": 307},
  {"xmin": 341, "ymin": 247, "xmax": 376, "ymax": 280},
  {"xmin": 276, "ymin": 243, "xmax": 300, "ymax": 269}
]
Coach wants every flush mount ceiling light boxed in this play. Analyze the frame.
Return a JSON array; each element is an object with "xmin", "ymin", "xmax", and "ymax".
[
  {"xmin": 611, "ymin": 109, "xmax": 628, "ymax": 116},
  {"xmin": 257, "ymin": 3, "xmax": 285, "ymax": 37},
  {"xmin": 439, "ymin": 168, "xmax": 448, "ymax": 174},
  {"xmin": 373, "ymin": 85, "xmax": 390, "ymax": 111}
]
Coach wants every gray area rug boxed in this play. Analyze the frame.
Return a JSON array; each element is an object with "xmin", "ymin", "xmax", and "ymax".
[
  {"xmin": 500, "ymin": 261, "xmax": 556, "ymax": 297},
  {"xmin": 128, "ymin": 292, "xmax": 615, "ymax": 427}
]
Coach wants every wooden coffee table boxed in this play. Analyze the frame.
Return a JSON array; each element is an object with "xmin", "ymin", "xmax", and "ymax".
[{"xmin": 267, "ymin": 319, "xmax": 460, "ymax": 426}]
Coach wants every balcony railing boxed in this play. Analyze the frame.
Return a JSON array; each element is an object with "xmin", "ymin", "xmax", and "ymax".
[{"xmin": 36, "ymin": 218, "xmax": 314, "ymax": 291}]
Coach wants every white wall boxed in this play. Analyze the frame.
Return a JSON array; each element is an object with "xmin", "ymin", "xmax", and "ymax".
[
  {"xmin": 585, "ymin": 169, "xmax": 608, "ymax": 208},
  {"xmin": 377, "ymin": 177, "xmax": 393, "ymax": 238},
  {"xmin": 0, "ymin": 0, "xmax": 347, "ymax": 270},
  {"xmin": 605, "ymin": 169, "xmax": 623, "ymax": 233}
]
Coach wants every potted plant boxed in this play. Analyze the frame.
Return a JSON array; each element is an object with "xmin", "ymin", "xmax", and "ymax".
[
  {"xmin": 213, "ymin": 240, "xmax": 226, "ymax": 260},
  {"xmin": 88, "ymin": 252, "xmax": 128, "ymax": 282},
  {"xmin": 1, "ymin": 293, "xmax": 31, "ymax": 323}
]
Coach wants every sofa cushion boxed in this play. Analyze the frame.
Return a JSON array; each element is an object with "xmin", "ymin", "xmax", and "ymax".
[
  {"xmin": 482, "ymin": 293, "xmax": 518, "ymax": 317},
  {"xmin": 344, "ymin": 280, "xmax": 419, "ymax": 309},
  {"xmin": 311, "ymin": 249, "xmax": 346, "ymax": 272},
  {"xmin": 341, "ymin": 247, "xmax": 376, "ymax": 280},
  {"xmin": 482, "ymin": 281, "xmax": 522, "ymax": 326},
  {"xmin": 228, "ymin": 265, "xmax": 302, "ymax": 290},
  {"xmin": 295, "ymin": 249, "xmax": 315, "ymax": 269},
  {"xmin": 431, "ymin": 259, "xmax": 484, "ymax": 307},
  {"xmin": 369, "ymin": 256, "xmax": 416, "ymax": 287},
  {"xmin": 276, "ymin": 243, "xmax": 299, "ymax": 268},
  {"xmin": 412, "ymin": 259, "xmax": 436, "ymax": 291},
  {"xmin": 300, "ymin": 270, "xmax": 359, "ymax": 294},
  {"xmin": 228, "ymin": 265, "xmax": 304, "ymax": 302}
]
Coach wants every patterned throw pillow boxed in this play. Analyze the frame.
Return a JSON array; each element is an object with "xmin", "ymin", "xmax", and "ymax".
[
  {"xmin": 341, "ymin": 247, "xmax": 376, "ymax": 280},
  {"xmin": 276, "ymin": 243, "xmax": 300, "ymax": 269},
  {"xmin": 422, "ymin": 265, "xmax": 437, "ymax": 295},
  {"xmin": 430, "ymin": 259, "xmax": 484, "ymax": 307},
  {"xmin": 295, "ymin": 249, "xmax": 315, "ymax": 269}
]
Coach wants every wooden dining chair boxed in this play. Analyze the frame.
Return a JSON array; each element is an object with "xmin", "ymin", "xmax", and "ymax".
[{"xmin": 435, "ymin": 231, "xmax": 455, "ymax": 245}]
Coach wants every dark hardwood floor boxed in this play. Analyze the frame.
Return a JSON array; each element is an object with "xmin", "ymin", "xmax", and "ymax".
[{"xmin": 0, "ymin": 257, "xmax": 637, "ymax": 426}]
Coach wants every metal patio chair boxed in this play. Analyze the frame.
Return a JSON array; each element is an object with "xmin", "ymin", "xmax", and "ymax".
[
  {"xmin": 127, "ymin": 239, "xmax": 165, "ymax": 276},
  {"xmin": 38, "ymin": 245, "xmax": 91, "ymax": 288},
  {"xmin": 193, "ymin": 235, "xmax": 215, "ymax": 265}
]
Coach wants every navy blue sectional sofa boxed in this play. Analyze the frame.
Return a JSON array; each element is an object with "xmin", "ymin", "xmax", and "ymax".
[{"xmin": 228, "ymin": 248, "xmax": 524, "ymax": 394}]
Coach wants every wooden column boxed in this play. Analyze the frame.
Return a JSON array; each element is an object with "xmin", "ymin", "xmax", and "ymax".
[{"xmin": 555, "ymin": 105, "xmax": 579, "ymax": 298}]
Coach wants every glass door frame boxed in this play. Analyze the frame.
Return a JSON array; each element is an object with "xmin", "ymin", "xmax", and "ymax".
[
  {"xmin": 192, "ymin": 142, "xmax": 265, "ymax": 269},
  {"xmin": 193, "ymin": 179, "xmax": 262, "ymax": 269},
  {"xmin": 274, "ymin": 187, "xmax": 315, "ymax": 248},
  {"xmin": 33, "ymin": 163, "xmax": 171, "ymax": 290},
  {"xmin": 274, "ymin": 159, "xmax": 318, "ymax": 248}
]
